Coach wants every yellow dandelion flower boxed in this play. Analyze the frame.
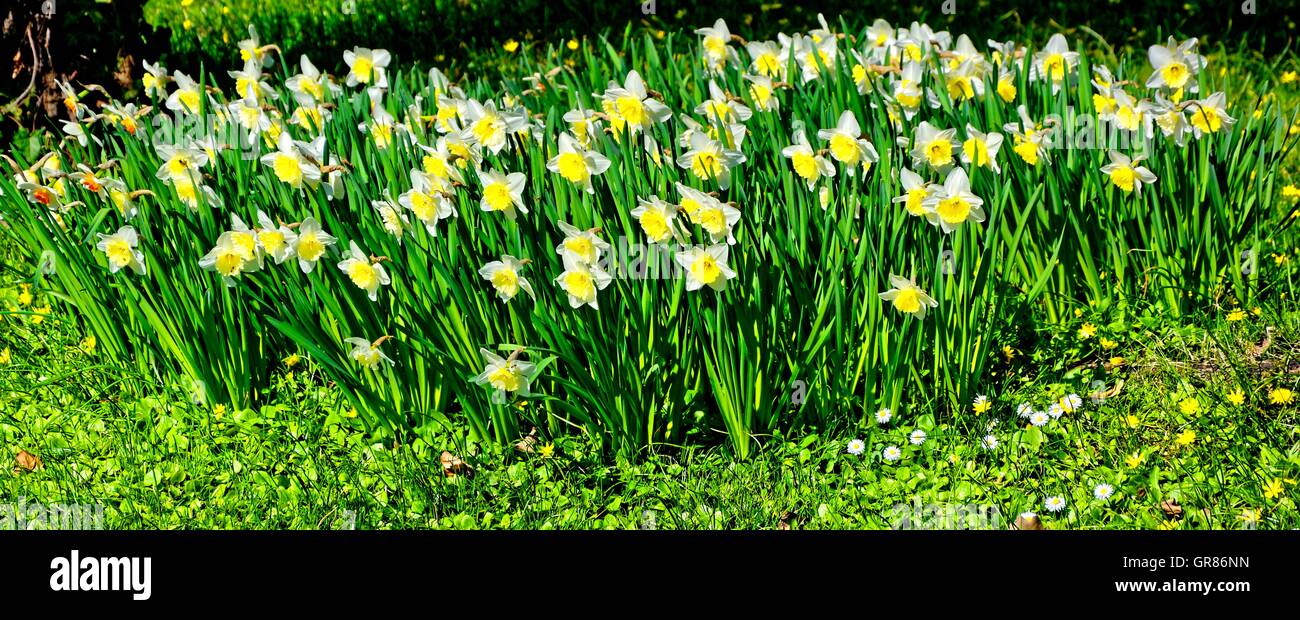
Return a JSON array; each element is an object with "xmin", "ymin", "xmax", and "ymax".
[
  {"xmin": 1175, "ymin": 429, "xmax": 1196, "ymax": 446},
  {"xmin": 1226, "ymin": 309, "xmax": 1246, "ymax": 322},
  {"xmin": 1125, "ymin": 451, "xmax": 1144, "ymax": 468},
  {"xmin": 1178, "ymin": 398, "xmax": 1199, "ymax": 415},
  {"xmin": 1078, "ymin": 322, "xmax": 1096, "ymax": 340},
  {"xmin": 1226, "ymin": 388, "xmax": 1246, "ymax": 406},
  {"xmin": 1269, "ymin": 387, "xmax": 1294, "ymax": 405},
  {"xmin": 503, "ymin": 40, "xmax": 520, "ymax": 53}
]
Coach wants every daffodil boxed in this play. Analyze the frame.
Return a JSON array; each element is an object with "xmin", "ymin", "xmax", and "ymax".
[
  {"xmin": 1031, "ymin": 34, "xmax": 1079, "ymax": 92},
  {"xmin": 782, "ymin": 129, "xmax": 835, "ymax": 189},
  {"xmin": 944, "ymin": 59, "xmax": 985, "ymax": 102},
  {"xmin": 746, "ymin": 40, "xmax": 785, "ymax": 79},
  {"xmin": 1099, "ymin": 151, "xmax": 1158, "ymax": 194},
  {"xmin": 259, "ymin": 133, "xmax": 322, "ymax": 189},
  {"xmin": 922, "ymin": 167, "xmax": 986, "ymax": 234},
  {"xmin": 372, "ymin": 199, "xmax": 409, "ymax": 244},
  {"xmin": 676, "ymin": 244, "xmax": 736, "ymax": 292},
  {"xmin": 1146, "ymin": 37, "xmax": 1205, "ymax": 92},
  {"xmin": 293, "ymin": 217, "xmax": 336, "ymax": 274},
  {"xmin": 165, "ymin": 71, "xmax": 207, "ymax": 115},
  {"xmin": 910, "ymin": 121, "xmax": 959, "ymax": 173},
  {"xmin": 892, "ymin": 168, "xmax": 934, "ymax": 217},
  {"xmin": 546, "ymin": 132, "xmax": 611, "ymax": 194},
  {"xmin": 600, "ymin": 70, "xmax": 671, "ymax": 137},
  {"xmin": 200, "ymin": 232, "xmax": 259, "ymax": 286},
  {"xmin": 562, "ymin": 106, "xmax": 603, "ymax": 149},
  {"xmin": 677, "ymin": 129, "xmax": 745, "ymax": 190},
  {"xmin": 67, "ymin": 164, "xmax": 107, "ymax": 197},
  {"xmin": 337, "ymin": 241, "xmax": 390, "ymax": 301},
  {"xmin": 478, "ymin": 255, "xmax": 535, "ymax": 302},
  {"xmin": 462, "ymin": 99, "xmax": 528, "ymax": 154},
  {"xmin": 818, "ymin": 110, "xmax": 878, "ymax": 175},
  {"xmin": 400, "ymin": 169, "xmax": 457, "ymax": 234},
  {"xmin": 345, "ymin": 336, "xmax": 395, "ymax": 370},
  {"xmin": 743, "ymin": 73, "xmax": 780, "ymax": 114},
  {"xmin": 554, "ymin": 221, "xmax": 610, "ymax": 266},
  {"xmin": 95, "ymin": 226, "xmax": 146, "ymax": 276},
  {"xmin": 154, "ymin": 144, "xmax": 208, "ymax": 184},
  {"xmin": 254, "ymin": 210, "xmax": 297, "ymax": 265},
  {"xmin": 892, "ymin": 62, "xmax": 926, "ymax": 119},
  {"xmin": 695, "ymin": 18, "xmax": 737, "ymax": 74},
  {"xmin": 478, "ymin": 168, "xmax": 528, "ymax": 220},
  {"xmin": 344, "ymin": 47, "xmax": 390, "ymax": 88},
  {"xmin": 286, "ymin": 55, "xmax": 340, "ymax": 105},
  {"xmin": 228, "ymin": 59, "xmax": 276, "ymax": 103},
  {"xmin": 1186, "ymin": 92, "xmax": 1235, "ymax": 138},
  {"xmin": 473, "ymin": 347, "xmax": 536, "ymax": 404},
  {"xmin": 879, "ymin": 273, "xmax": 938, "ymax": 319},
  {"xmin": 141, "ymin": 59, "xmax": 167, "ymax": 98},
  {"xmin": 695, "ymin": 80, "xmax": 752, "ymax": 124},
  {"xmin": 630, "ymin": 195, "xmax": 682, "ymax": 244},
  {"xmin": 961, "ymin": 125, "xmax": 1003, "ymax": 173},
  {"xmin": 554, "ymin": 256, "xmax": 612, "ymax": 309},
  {"xmin": 677, "ymin": 183, "xmax": 742, "ymax": 245}
]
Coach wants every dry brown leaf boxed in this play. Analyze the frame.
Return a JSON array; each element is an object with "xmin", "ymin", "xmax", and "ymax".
[
  {"xmin": 514, "ymin": 428, "xmax": 539, "ymax": 453},
  {"xmin": 1160, "ymin": 499, "xmax": 1183, "ymax": 519},
  {"xmin": 777, "ymin": 511, "xmax": 795, "ymax": 530},
  {"xmin": 15, "ymin": 449, "xmax": 42, "ymax": 472},
  {"xmin": 1012, "ymin": 513, "xmax": 1044, "ymax": 530},
  {"xmin": 440, "ymin": 451, "xmax": 471, "ymax": 478}
]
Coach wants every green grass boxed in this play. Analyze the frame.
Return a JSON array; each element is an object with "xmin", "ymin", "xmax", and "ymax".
[{"xmin": 3, "ymin": 281, "xmax": 1297, "ymax": 528}]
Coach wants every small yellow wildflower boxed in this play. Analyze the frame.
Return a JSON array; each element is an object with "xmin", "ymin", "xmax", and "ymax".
[
  {"xmin": 283, "ymin": 353, "xmax": 302, "ymax": 368},
  {"xmin": 0, "ymin": 347, "xmax": 10, "ymax": 364},
  {"xmin": 213, "ymin": 404, "xmax": 227, "ymax": 420},
  {"xmin": 345, "ymin": 407, "xmax": 359, "ymax": 419},
  {"xmin": 539, "ymin": 443, "xmax": 556, "ymax": 458},
  {"xmin": 1109, "ymin": 356, "xmax": 1125, "ymax": 367},
  {"xmin": 1125, "ymin": 451, "xmax": 1144, "ymax": 468},
  {"xmin": 973, "ymin": 394, "xmax": 992, "ymax": 414},
  {"xmin": 1269, "ymin": 387, "xmax": 1294, "ymax": 405},
  {"xmin": 503, "ymin": 40, "xmax": 520, "ymax": 53},
  {"xmin": 1099, "ymin": 337, "xmax": 1118, "ymax": 350},
  {"xmin": 1178, "ymin": 398, "xmax": 1199, "ymax": 415},
  {"xmin": 567, "ymin": 39, "xmax": 579, "ymax": 51},
  {"xmin": 1125, "ymin": 414, "xmax": 1140, "ymax": 428},
  {"xmin": 1282, "ymin": 184, "xmax": 1300, "ymax": 199},
  {"xmin": 80, "ymin": 336, "xmax": 97, "ymax": 355},
  {"xmin": 1078, "ymin": 322, "xmax": 1096, "ymax": 340},
  {"xmin": 1262, "ymin": 478, "xmax": 1285, "ymax": 500},
  {"xmin": 1226, "ymin": 309, "xmax": 1246, "ymax": 322},
  {"xmin": 1226, "ymin": 388, "xmax": 1246, "ymax": 406},
  {"xmin": 1283, "ymin": 71, "xmax": 1298, "ymax": 84},
  {"xmin": 31, "ymin": 305, "xmax": 50, "ymax": 325},
  {"xmin": 1157, "ymin": 519, "xmax": 1181, "ymax": 530},
  {"xmin": 1175, "ymin": 429, "xmax": 1196, "ymax": 446}
]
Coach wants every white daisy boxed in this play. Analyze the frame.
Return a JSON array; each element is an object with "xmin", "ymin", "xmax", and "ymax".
[
  {"xmin": 909, "ymin": 429, "xmax": 927, "ymax": 445},
  {"xmin": 1094, "ymin": 484, "xmax": 1114, "ymax": 501},
  {"xmin": 875, "ymin": 407, "xmax": 893, "ymax": 424},
  {"xmin": 883, "ymin": 445, "xmax": 902, "ymax": 462},
  {"xmin": 1044, "ymin": 496, "xmax": 1067, "ymax": 512},
  {"xmin": 846, "ymin": 439, "xmax": 866, "ymax": 455}
]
